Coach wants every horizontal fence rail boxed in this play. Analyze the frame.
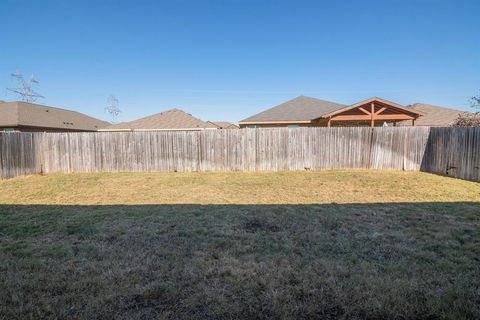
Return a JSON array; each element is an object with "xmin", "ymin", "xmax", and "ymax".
[{"xmin": 0, "ymin": 127, "xmax": 478, "ymax": 181}]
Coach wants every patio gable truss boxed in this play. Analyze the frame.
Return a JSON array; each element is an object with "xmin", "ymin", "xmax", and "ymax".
[{"xmin": 320, "ymin": 97, "xmax": 423, "ymax": 127}]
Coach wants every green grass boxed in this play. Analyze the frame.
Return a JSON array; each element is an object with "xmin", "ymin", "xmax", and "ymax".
[{"xmin": 0, "ymin": 171, "xmax": 479, "ymax": 319}]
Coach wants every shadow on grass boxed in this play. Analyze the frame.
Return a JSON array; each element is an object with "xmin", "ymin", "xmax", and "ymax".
[{"xmin": 1, "ymin": 202, "xmax": 479, "ymax": 319}]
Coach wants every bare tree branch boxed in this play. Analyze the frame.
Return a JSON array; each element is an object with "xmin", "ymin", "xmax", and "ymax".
[{"xmin": 453, "ymin": 91, "xmax": 480, "ymax": 127}]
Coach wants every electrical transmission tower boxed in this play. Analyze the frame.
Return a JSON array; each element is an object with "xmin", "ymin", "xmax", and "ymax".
[
  {"xmin": 7, "ymin": 71, "xmax": 45, "ymax": 102},
  {"xmin": 105, "ymin": 95, "xmax": 122, "ymax": 123}
]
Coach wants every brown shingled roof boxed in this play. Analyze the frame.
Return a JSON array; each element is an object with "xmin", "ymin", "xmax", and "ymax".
[
  {"xmin": 398, "ymin": 103, "xmax": 469, "ymax": 126},
  {"xmin": 207, "ymin": 121, "xmax": 239, "ymax": 129},
  {"xmin": 103, "ymin": 108, "xmax": 217, "ymax": 131},
  {"xmin": 0, "ymin": 101, "xmax": 110, "ymax": 131}
]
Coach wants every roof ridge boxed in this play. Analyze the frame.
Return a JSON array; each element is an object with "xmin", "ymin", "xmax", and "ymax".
[
  {"xmin": 13, "ymin": 100, "xmax": 79, "ymax": 112},
  {"xmin": 105, "ymin": 107, "xmax": 216, "ymax": 130},
  {"xmin": 128, "ymin": 108, "xmax": 197, "ymax": 121},
  {"xmin": 292, "ymin": 95, "xmax": 345, "ymax": 105}
]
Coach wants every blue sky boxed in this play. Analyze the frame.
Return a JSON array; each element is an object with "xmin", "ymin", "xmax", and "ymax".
[{"xmin": 1, "ymin": 0, "xmax": 479, "ymax": 123}]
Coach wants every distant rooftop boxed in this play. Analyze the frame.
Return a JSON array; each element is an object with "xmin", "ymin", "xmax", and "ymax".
[
  {"xmin": 0, "ymin": 101, "xmax": 110, "ymax": 131},
  {"xmin": 207, "ymin": 121, "xmax": 239, "ymax": 129},
  {"xmin": 240, "ymin": 96, "xmax": 346, "ymax": 123},
  {"xmin": 399, "ymin": 103, "xmax": 470, "ymax": 126},
  {"xmin": 104, "ymin": 108, "xmax": 217, "ymax": 131}
]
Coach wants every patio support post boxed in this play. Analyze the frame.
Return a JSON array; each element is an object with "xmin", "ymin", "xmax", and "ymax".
[{"xmin": 370, "ymin": 103, "xmax": 375, "ymax": 127}]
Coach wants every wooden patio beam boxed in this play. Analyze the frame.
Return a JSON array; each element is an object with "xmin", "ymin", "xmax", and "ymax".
[
  {"xmin": 329, "ymin": 114, "xmax": 415, "ymax": 121},
  {"xmin": 358, "ymin": 107, "xmax": 371, "ymax": 115},
  {"xmin": 376, "ymin": 114, "xmax": 415, "ymax": 120}
]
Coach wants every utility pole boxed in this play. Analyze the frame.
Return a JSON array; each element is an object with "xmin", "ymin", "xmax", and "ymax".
[
  {"xmin": 105, "ymin": 95, "xmax": 122, "ymax": 123},
  {"xmin": 7, "ymin": 70, "xmax": 45, "ymax": 102}
]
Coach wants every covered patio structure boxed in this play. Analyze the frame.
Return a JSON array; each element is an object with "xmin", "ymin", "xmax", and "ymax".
[
  {"xmin": 321, "ymin": 97, "xmax": 423, "ymax": 127},
  {"xmin": 239, "ymin": 96, "xmax": 424, "ymax": 128}
]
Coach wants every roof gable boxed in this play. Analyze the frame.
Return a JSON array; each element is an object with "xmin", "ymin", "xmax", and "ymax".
[
  {"xmin": 240, "ymin": 96, "xmax": 346, "ymax": 123},
  {"xmin": 105, "ymin": 108, "xmax": 217, "ymax": 130}
]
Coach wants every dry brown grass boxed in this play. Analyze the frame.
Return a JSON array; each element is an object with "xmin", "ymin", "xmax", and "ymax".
[
  {"xmin": 1, "ymin": 171, "xmax": 479, "ymax": 319},
  {"xmin": 1, "ymin": 170, "xmax": 479, "ymax": 204}
]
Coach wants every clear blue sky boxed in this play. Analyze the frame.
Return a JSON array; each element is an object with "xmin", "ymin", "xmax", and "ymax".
[{"xmin": 1, "ymin": 0, "xmax": 479, "ymax": 123}]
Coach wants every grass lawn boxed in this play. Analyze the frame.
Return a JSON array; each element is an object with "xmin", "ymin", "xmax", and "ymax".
[{"xmin": 1, "ymin": 170, "xmax": 479, "ymax": 319}]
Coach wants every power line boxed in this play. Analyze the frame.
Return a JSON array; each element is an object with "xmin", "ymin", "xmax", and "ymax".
[{"xmin": 7, "ymin": 70, "xmax": 45, "ymax": 102}]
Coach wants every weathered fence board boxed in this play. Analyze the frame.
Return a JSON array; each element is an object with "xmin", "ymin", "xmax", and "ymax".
[
  {"xmin": 1, "ymin": 127, "xmax": 478, "ymax": 181},
  {"xmin": 421, "ymin": 127, "xmax": 480, "ymax": 182},
  {"xmin": 0, "ymin": 132, "xmax": 41, "ymax": 179}
]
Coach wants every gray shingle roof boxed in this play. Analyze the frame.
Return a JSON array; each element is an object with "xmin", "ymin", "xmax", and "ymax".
[
  {"xmin": 240, "ymin": 96, "xmax": 346, "ymax": 123},
  {"xmin": 0, "ymin": 101, "xmax": 110, "ymax": 131},
  {"xmin": 399, "ymin": 103, "xmax": 469, "ymax": 126},
  {"xmin": 104, "ymin": 108, "xmax": 217, "ymax": 130}
]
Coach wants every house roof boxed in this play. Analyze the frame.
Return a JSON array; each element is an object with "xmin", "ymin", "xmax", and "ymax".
[
  {"xmin": 103, "ymin": 108, "xmax": 217, "ymax": 131},
  {"xmin": 0, "ymin": 101, "xmax": 110, "ymax": 131},
  {"xmin": 240, "ymin": 96, "xmax": 347, "ymax": 124},
  {"xmin": 207, "ymin": 121, "xmax": 239, "ymax": 129},
  {"xmin": 398, "ymin": 103, "xmax": 469, "ymax": 126}
]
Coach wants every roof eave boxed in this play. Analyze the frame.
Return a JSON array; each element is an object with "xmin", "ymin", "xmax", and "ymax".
[{"xmin": 239, "ymin": 120, "xmax": 313, "ymax": 125}]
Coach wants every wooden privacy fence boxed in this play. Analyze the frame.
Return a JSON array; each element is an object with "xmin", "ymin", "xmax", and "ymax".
[
  {"xmin": 0, "ymin": 127, "xmax": 478, "ymax": 181},
  {"xmin": 421, "ymin": 127, "xmax": 480, "ymax": 182},
  {"xmin": 39, "ymin": 127, "xmax": 430, "ymax": 173},
  {"xmin": 0, "ymin": 132, "xmax": 41, "ymax": 179}
]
